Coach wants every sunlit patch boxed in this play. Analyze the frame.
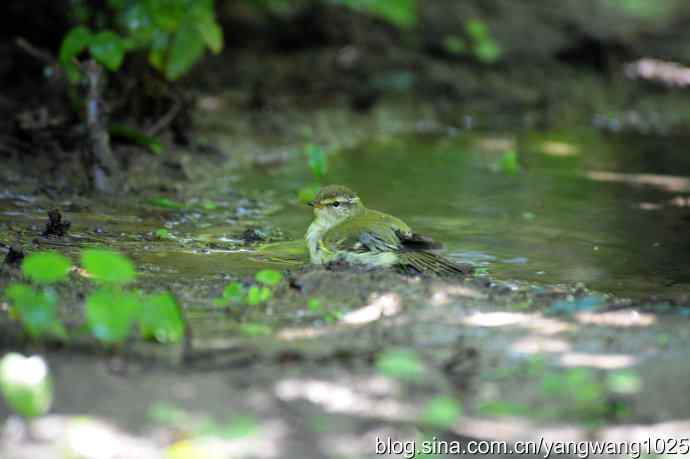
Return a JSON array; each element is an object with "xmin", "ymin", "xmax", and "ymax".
[
  {"xmin": 541, "ymin": 141, "xmax": 579, "ymax": 157},
  {"xmin": 274, "ymin": 377, "xmax": 413, "ymax": 420},
  {"xmin": 462, "ymin": 312, "xmax": 526, "ymax": 327},
  {"xmin": 600, "ymin": 419, "xmax": 690, "ymax": 443},
  {"xmin": 476, "ymin": 137, "xmax": 515, "ymax": 152},
  {"xmin": 670, "ymin": 195, "xmax": 690, "ymax": 208},
  {"xmin": 511, "ymin": 335, "xmax": 571, "ymax": 354},
  {"xmin": 625, "ymin": 58, "xmax": 690, "ymax": 88},
  {"xmin": 430, "ymin": 285, "xmax": 485, "ymax": 306},
  {"xmin": 558, "ymin": 353, "xmax": 637, "ymax": 369},
  {"xmin": 341, "ymin": 293, "xmax": 401, "ymax": 324},
  {"xmin": 453, "ymin": 416, "xmax": 586, "ymax": 442},
  {"xmin": 197, "ymin": 95, "xmax": 224, "ymax": 112},
  {"xmin": 277, "ymin": 327, "xmax": 331, "ymax": 341},
  {"xmin": 587, "ymin": 171, "xmax": 690, "ymax": 192},
  {"xmin": 462, "ymin": 312, "xmax": 573, "ymax": 335},
  {"xmin": 575, "ymin": 310, "xmax": 656, "ymax": 327},
  {"xmin": 637, "ymin": 202, "xmax": 662, "ymax": 211}
]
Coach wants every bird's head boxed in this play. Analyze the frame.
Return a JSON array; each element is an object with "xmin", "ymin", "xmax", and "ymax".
[{"xmin": 308, "ymin": 185, "xmax": 364, "ymax": 226}]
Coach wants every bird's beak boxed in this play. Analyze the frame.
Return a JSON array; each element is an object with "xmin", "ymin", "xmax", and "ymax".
[{"xmin": 307, "ymin": 200, "xmax": 318, "ymax": 208}]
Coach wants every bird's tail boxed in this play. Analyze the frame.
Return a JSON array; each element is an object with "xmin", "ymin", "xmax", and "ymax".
[{"xmin": 399, "ymin": 251, "xmax": 473, "ymax": 276}]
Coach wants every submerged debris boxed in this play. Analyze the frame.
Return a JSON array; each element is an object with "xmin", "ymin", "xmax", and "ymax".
[{"xmin": 43, "ymin": 209, "xmax": 71, "ymax": 237}]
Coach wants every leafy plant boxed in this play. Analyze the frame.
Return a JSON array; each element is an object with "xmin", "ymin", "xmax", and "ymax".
[
  {"xmin": 60, "ymin": 0, "xmax": 223, "ymax": 82},
  {"xmin": 213, "ymin": 270, "xmax": 283, "ymax": 307},
  {"xmin": 443, "ymin": 19, "xmax": 502, "ymax": 64},
  {"xmin": 5, "ymin": 252, "xmax": 70, "ymax": 339},
  {"xmin": 492, "ymin": 149, "xmax": 521, "ymax": 175},
  {"xmin": 3, "ymin": 248, "xmax": 184, "ymax": 346},
  {"xmin": 0, "ymin": 353, "xmax": 53, "ymax": 418}
]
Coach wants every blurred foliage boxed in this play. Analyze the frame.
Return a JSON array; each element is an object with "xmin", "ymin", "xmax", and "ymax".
[
  {"xmin": 443, "ymin": 19, "xmax": 502, "ymax": 64},
  {"xmin": 213, "ymin": 269, "xmax": 283, "ymax": 307},
  {"xmin": 0, "ymin": 354, "xmax": 53, "ymax": 419},
  {"xmin": 61, "ymin": 0, "xmax": 223, "ymax": 81},
  {"xmin": 298, "ymin": 144, "xmax": 329, "ymax": 203},
  {"xmin": 376, "ymin": 348, "xmax": 425, "ymax": 382},
  {"xmin": 3, "ymin": 249, "xmax": 184, "ymax": 346}
]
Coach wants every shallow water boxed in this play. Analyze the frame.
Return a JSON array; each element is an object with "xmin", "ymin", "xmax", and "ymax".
[
  {"xmin": 233, "ymin": 128, "xmax": 690, "ymax": 297},
  {"xmin": 1, "ymin": 127, "xmax": 689, "ymax": 297}
]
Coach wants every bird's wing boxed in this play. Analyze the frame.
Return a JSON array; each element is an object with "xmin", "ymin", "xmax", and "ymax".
[{"xmin": 322, "ymin": 216, "xmax": 404, "ymax": 254}]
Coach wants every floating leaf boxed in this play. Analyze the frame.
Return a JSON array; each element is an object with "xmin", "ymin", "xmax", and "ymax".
[
  {"xmin": 140, "ymin": 292, "xmax": 184, "ymax": 344},
  {"xmin": 255, "ymin": 269, "xmax": 282, "ymax": 286},
  {"xmin": 89, "ymin": 31, "xmax": 126, "ymax": 70},
  {"xmin": 154, "ymin": 228, "xmax": 172, "ymax": 239},
  {"xmin": 21, "ymin": 252, "xmax": 71, "ymax": 284},
  {"xmin": 376, "ymin": 348, "xmax": 424, "ymax": 382},
  {"xmin": 85, "ymin": 287, "xmax": 140, "ymax": 344},
  {"xmin": 0, "ymin": 353, "xmax": 53, "ymax": 418},
  {"xmin": 421, "ymin": 396, "xmax": 462, "ymax": 427},
  {"xmin": 81, "ymin": 249, "xmax": 136, "ymax": 284},
  {"xmin": 147, "ymin": 196, "xmax": 184, "ymax": 209}
]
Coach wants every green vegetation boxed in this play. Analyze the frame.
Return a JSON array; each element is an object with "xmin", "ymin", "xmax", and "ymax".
[
  {"xmin": 444, "ymin": 19, "xmax": 502, "ymax": 63},
  {"xmin": 4, "ymin": 250, "xmax": 184, "ymax": 346},
  {"xmin": 213, "ymin": 269, "xmax": 283, "ymax": 307},
  {"xmin": 376, "ymin": 348, "xmax": 425, "ymax": 382},
  {"xmin": 298, "ymin": 144, "xmax": 329, "ymax": 203},
  {"xmin": 0, "ymin": 354, "xmax": 53, "ymax": 419},
  {"xmin": 61, "ymin": 0, "xmax": 223, "ymax": 81}
]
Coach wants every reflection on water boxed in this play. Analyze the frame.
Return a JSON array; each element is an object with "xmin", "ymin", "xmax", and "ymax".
[{"xmin": 236, "ymin": 128, "xmax": 690, "ymax": 297}]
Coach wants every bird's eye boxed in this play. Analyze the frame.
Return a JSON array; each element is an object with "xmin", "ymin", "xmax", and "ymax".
[{"xmin": 331, "ymin": 201, "xmax": 340, "ymax": 207}]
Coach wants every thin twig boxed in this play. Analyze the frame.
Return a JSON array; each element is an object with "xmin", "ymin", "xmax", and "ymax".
[
  {"xmin": 146, "ymin": 99, "xmax": 182, "ymax": 136},
  {"xmin": 15, "ymin": 37, "xmax": 57, "ymax": 65}
]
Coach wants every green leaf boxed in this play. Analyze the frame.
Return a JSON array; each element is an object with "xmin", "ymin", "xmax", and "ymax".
[
  {"xmin": 59, "ymin": 26, "xmax": 92, "ymax": 63},
  {"xmin": 255, "ymin": 269, "xmax": 282, "ymax": 286},
  {"xmin": 465, "ymin": 19, "xmax": 488, "ymax": 39},
  {"xmin": 81, "ymin": 249, "xmax": 136, "ymax": 284},
  {"xmin": 165, "ymin": 17, "xmax": 206, "ymax": 81},
  {"xmin": 85, "ymin": 287, "xmax": 140, "ymax": 344},
  {"xmin": 339, "ymin": 0, "xmax": 417, "ymax": 27},
  {"xmin": 197, "ymin": 16, "xmax": 223, "ymax": 54},
  {"xmin": 247, "ymin": 286, "xmax": 272, "ymax": 305},
  {"xmin": 21, "ymin": 252, "xmax": 71, "ymax": 284},
  {"xmin": 223, "ymin": 282, "xmax": 243, "ymax": 300},
  {"xmin": 6, "ymin": 283, "xmax": 62, "ymax": 339},
  {"xmin": 474, "ymin": 39, "xmax": 502, "ymax": 63},
  {"xmin": 154, "ymin": 228, "xmax": 172, "ymax": 239},
  {"xmin": 376, "ymin": 348, "xmax": 424, "ymax": 382},
  {"xmin": 307, "ymin": 298, "xmax": 322, "ymax": 311},
  {"xmin": 0, "ymin": 353, "xmax": 53, "ymax": 418},
  {"xmin": 147, "ymin": 196, "xmax": 184, "ymax": 209},
  {"xmin": 421, "ymin": 396, "xmax": 462, "ymax": 427},
  {"xmin": 89, "ymin": 31, "xmax": 126, "ymax": 71},
  {"xmin": 140, "ymin": 292, "xmax": 184, "ymax": 344},
  {"xmin": 495, "ymin": 149, "xmax": 520, "ymax": 175},
  {"xmin": 306, "ymin": 144, "xmax": 327, "ymax": 181},
  {"xmin": 109, "ymin": 123, "xmax": 162, "ymax": 155}
]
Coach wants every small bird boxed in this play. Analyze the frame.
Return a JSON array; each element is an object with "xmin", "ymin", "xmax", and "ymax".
[{"xmin": 305, "ymin": 185, "xmax": 472, "ymax": 276}]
